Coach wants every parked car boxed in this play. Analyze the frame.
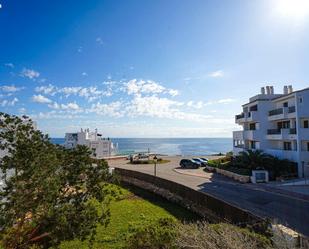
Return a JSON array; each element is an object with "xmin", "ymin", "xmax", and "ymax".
[
  {"xmin": 200, "ymin": 157, "xmax": 209, "ymax": 162},
  {"xmin": 192, "ymin": 158, "xmax": 205, "ymax": 166},
  {"xmin": 199, "ymin": 158, "xmax": 209, "ymax": 166},
  {"xmin": 179, "ymin": 159, "xmax": 200, "ymax": 169}
]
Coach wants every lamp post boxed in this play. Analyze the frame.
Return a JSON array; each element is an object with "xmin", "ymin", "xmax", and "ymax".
[{"xmin": 153, "ymin": 155, "xmax": 157, "ymax": 177}]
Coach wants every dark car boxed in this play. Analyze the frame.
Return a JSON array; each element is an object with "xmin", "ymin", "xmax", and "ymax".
[
  {"xmin": 179, "ymin": 159, "xmax": 200, "ymax": 169},
  {"xmin": 195, "ymin": 158, "xmax": 208, "ymax": 166}
]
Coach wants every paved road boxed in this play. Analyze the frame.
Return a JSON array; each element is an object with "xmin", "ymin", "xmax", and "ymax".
[{"xmin": 108, "ymin": 156, "xmax": 309, "ymax": 236}]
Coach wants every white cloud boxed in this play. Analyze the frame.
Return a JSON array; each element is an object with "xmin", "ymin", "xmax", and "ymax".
[
  {"xmin": 124, "ymin": 95, "xmax": 211, "ymax": 122},
  {"xmin": 37, "ymin": 84, "xmax": 113, "ymax": 102},
  {"xmin": 124, "ymin": 79, "xmax": 178, "ymax": 97},
  {"xmin": 59, "ymin": 87, "xmax": 82, "ymax": 96},
  {"xmin": 209, "ymin": 70, "xmax": 224, "ymax": 78},
  {"xmin": 4, "ymin": 63, "xmax": 14, "ymax": 68},
  {"xmin": 187, "ymin": 101, "xmax": 204, "ymax": 109},
  {"xmin": 19, "ymin": 107, "xmax": 27, "ymax": 113},
  {"xmin": 217, "ymin": 98, "xmax": 235, "ymax": 104},
  {"xmin": 21, "ymin": 68, "xmax": 40, "ymax": 80},
  {"xmin": 60, "ymin": 102, "xmax": 81, "ymax": 111},
  {"xmin": 0, "ymin": 97, "xmax": 18, "ymax": 107},
  {"xmin": 32, "ymin": 94, "xmax": 52, "ymax": 104},
  {"xmin": 0, "ymin": 85, "xmax": 24, "ymax": 92},
  {"xmin": 30, "ymin": 111, "xmax": 84, "ymax": 120},
  {"xmin": 96, "ymin": 37, "xmax": 104, "ymax": 45},
  {"xmin": 77, "ymin": 46, "xmax": 83, "ymax": 53},
  {"xmin": 88, "ymin": 101, "xmax": 124, "ymax": 117},
  {"xmin": 35, "ymin": 84, "xmax": 57, "ymax": 95},
  {"xmin": 47, "ymin": 101, "xmax": 82, "ymax": 112},
  {"xmin": 47, "ymin": 102, "xmax": 60, "ymax": 109},
  {"xmin": 82, "ymin": 72, "xmax": 88, "ymax": 76}
]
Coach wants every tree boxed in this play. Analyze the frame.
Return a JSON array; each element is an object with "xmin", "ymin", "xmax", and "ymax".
[
  {"xmin": 0, "ymin": 113, "xmax": 112, "ymax": 248},
  {"xmin": 237, "ymin": 150, "xmax": 270, "ymax": 170}
]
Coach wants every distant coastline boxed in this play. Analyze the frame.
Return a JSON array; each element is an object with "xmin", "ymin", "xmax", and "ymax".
[{"xmin": 51, "ymin": 137, "xmax": 232, "ymax": 156}]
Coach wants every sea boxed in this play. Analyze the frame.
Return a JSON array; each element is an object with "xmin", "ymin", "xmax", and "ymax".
[{"xmin": 51, "ymin": 138, "xmax": 232, "ymax": 156}]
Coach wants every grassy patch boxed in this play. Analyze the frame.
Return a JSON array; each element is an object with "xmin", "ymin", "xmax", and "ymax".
[{"xmin": 58, "ymin": 184, "xmax": 199, "ymax": 249}]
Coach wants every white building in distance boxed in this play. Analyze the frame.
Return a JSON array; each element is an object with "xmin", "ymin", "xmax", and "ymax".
[
  {"xmin": 64, "ymin": 128, "xmax": 116, "ymax": 159},
  {"xmin": 233, "ymin": 85, "xmax": 309, "ymax": 177}
]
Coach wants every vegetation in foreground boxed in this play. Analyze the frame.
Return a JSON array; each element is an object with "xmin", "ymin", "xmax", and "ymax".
[
  {"xmin": 0, "ymin": 113, "xmax": 114, "ymax": 248},
  {"xmin": 58, "ymin": 184, "xmax": 276, "ymax": 249}
]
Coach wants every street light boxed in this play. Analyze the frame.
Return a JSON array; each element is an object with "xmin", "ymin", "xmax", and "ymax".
[{"xmin": 153, "ymin": 155, "xmax": 157, "ymax": 176}]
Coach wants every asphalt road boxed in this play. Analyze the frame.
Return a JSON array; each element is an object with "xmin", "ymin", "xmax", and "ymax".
[{"xmin": 108, "ymin": 156, "xmax": 309, "ymax": 236}]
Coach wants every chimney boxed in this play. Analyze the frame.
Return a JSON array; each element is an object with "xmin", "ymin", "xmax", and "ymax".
[
  {"xmin": 266, "ymin": 86, "xmax": 270, "ymax": 95},
  {"xmin": 288, "ymin": 85, "xmax": 293, "ymax": 94},
  {"xmin": 270, "ymin": 86, "xmax": 274, "ymax": 94},
  {"xmin": 283, "ymin": 85, "xmax": 288, "ymax": 95},
  {"xmin": 261, "ymin": 87, "xmax": 265, "ymax": 95}
]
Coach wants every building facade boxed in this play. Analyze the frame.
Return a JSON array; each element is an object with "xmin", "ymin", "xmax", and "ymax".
[
  {"xmin": 65, "ymin": 128, "xmax": 117, "ymax": 159},
  {"xmin": 233, "ymin": 86, "xmax": 309, "ymax": 177}
]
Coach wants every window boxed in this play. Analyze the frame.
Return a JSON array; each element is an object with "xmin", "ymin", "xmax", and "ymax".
[
  {"xmin": 299, "ymin": 97, "xmax": 303, "ymax": 103},
  {"xmin": 249, "ymin": 105, "xmax": 258, "ymax": 111},
  {"xmin": 307, "ymin": 142, "xmax": 309, "ymax": 151},
  {"xmin": 251, "ymin": 141, "xmax": 256, "ymax": 149},
  {"xmin": 283, "ymin": 102, "xmax": 288, "ymax": 107},
  {"xmin": 283, "ymin": 142, "xmax": 292, "ymax": 151},
  {"xmin": 277, "ymin": 121, "xmax": 290, "ymax": 129},
  {"xmin": 249, "ymin": 123, "xmax": 256, "ymax": 130},
  {"xmin": 304, "ymin": 120, "xmax": 309, "ymax": 128}
]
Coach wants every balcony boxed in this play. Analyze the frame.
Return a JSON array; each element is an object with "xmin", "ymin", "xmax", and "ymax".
[
  {"xmin": 233, "ymin": 145, "xmax": 245, "ymax": 155},
  {"xmin": 243, "ymin": 130, "xmax": 259, "ymax": 140},
  {"xmin": 266, "ymin": 128, "xmax": 297, "ymax": 140},
  {"xmin": 268, "ymin": 106, "xmax": 296, "ymax": 121},
  {"xmin": 235, "ymin": 113, "xmax": 245, "ymax": 123},
  {"xmin": 233, "ymin": 130, "xmax": 244, "ymax": 140},
  {"xmin": 266, "ymin": 149, "xmax": 298, "ymax": 162},
  {"xmin": 235, "ymin": 111, "xmax": 259, "ymax": 124}
]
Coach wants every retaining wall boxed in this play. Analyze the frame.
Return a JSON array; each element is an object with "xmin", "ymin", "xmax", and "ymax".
[
  {"xmin": 206, "ymin": 165, "xmax": 250, "ymax": 183},
  {"xmin": 114, "ymin": 167, "xmax": 266, "ymax": 230}
]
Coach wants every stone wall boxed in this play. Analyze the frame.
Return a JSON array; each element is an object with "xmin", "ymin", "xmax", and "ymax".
[{"xmin": 205, "ymin": 165, "xmax": 250, "ymax": 183}]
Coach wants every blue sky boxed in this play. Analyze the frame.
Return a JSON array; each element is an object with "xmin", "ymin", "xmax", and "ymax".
[{"xmin": 0, "ymin": 0, "xmax": 309, "ymax": 137}]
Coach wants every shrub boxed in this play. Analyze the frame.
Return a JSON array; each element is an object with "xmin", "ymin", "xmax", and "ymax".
[
  {"xmin": 125, "ymin": 218, "xmax": 178, "ymax": 249},
  {"xmin": 175, "ymin": 222, "xmax": 271, "ymax": 249}
]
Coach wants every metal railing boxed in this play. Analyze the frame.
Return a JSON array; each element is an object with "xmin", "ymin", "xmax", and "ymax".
[
  {"xmin": 267, "ymin": 129, "xmax": 281, "ymax": 135},
  {"xmin": 289, "ymin": 128, "xmax": 297, "ymax": 134},
  {"xmin": 235, "ymin": 113, "xmax": 245, "ymax": 120},
  {"xmin": 288, "ymin": 106, "xmax": 296, "ymax": 113},
  {"xmin": 267, "ymin": 128, "xmax": 297, "ymax": 135},
  {"xmin": 268, "ymin": 108, "xmax": 283, "ymax": 116}
]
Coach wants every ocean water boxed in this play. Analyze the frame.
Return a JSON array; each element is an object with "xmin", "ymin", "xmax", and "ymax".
[{"xmin": 51, "ymin": 138, "xmax": 232, "ymax": 156}]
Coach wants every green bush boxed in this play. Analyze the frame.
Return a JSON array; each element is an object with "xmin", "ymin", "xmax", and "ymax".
[{"xmin": 125, "ymin": 218, "xmax": 178, "ymax": 249}]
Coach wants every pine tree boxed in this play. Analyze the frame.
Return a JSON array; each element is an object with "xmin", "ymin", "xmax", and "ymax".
[{"xmin": 0, "ymin": 113, "xmax": 112, "ymax": 248}]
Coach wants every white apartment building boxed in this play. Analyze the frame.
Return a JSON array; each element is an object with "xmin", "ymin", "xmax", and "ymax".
[
  {"xmin": 233, "ymin": 85, "xmax": 309, "ymax": 178},
  {"xmin": 64, "ymin": 128, "xmax": 116, "ymax": 159}
]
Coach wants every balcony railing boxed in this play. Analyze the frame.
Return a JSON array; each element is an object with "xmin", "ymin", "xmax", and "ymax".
[
  {"xmin": 267, "ymin": 128, "xmax": 297, "ymax": 135},
  {"xmin": 267, "ymin": 129, "xmax": 281, "ymax": 135},
  {"xmin": 289, "ymin": 128, "xmax": 297, "ymax": 134},
  {"xmin": 236, "ymin": 113, "xmax": 245, "ymax": 120},
  {"xmin": 269, "ymin": 108, "xmax": 283, "ymax": 116},
  {"xmin": 234, "ymin": 144, "xmax": 244, "ymax": 148},
  {"xmin": 288, "ymin": 106, "xmax": 296, "ymax": 113}
]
